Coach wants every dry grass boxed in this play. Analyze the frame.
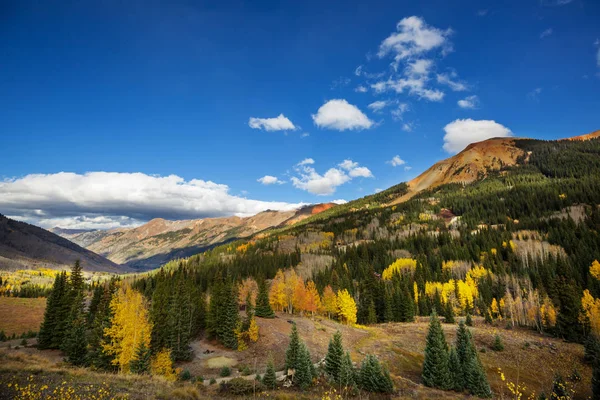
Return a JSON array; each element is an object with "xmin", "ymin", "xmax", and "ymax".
[{"xmin": 0, "ymin": 297, "xmax": 46, "ymax": 336}]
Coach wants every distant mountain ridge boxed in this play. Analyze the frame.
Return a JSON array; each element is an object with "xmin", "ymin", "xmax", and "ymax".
[
  {"xmin": 55, "ymin": 203, "xmax": 337, "ymax": 270},
  {"xmin": 0, "ymin": 214, "xmax": 125, "ymax": 273}
]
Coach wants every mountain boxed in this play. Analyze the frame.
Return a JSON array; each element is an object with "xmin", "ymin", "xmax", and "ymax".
[
  {"xmin": 54, "ymin": 203, "xmax": 337, "ymax": 270},
  {"xmin": 0, "ymin": 214, "xmax": 126, "ymax": 273}
]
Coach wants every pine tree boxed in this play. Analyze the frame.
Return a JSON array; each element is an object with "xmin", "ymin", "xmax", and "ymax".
[
  {"xmin": 285, "ymin": 323, "xmax": 301, "ymax": 372},
  {"xmin": 593, "ymin": 356, "xmax": 600, "ymax": 400},
  {"xmin": 448, "ymin": 346, "xmax": 464, "ymax": 391},
  {"xmin": 455, "ymin": 320, "xmax": 472, "ymax": 377},
  {"xmin": 221, "ymin": 281, "xmax": 240, "ymax": 349},
  {"xmin": 88, "ymin": 279, "xmax": 118, "ymax": 371},
  {"xmin": 130, "ymin": 340, "xmax": 152, "ymax": 374},
  {"xmin": 466, "ymin": 313, "xmax": 473, "ymax": 327},
  {"xmin": 492, "ymin": 334, "xmax": 504, "ymax": 351},
  {"xmin": 339, "ymin": 351, "xmax": 356, "ymax": 390},
  {"xmin": 325, "ymin": 330, "xmax": 344, "ymax": 383},
  {"xmin": 263, "ymin": 354, "xmax": 277, "ymax": 389},
  {"xmin": 63, "ymin": 293, "xmax": 88, "ymax": 366},
  {"xmin": 467, "ymin": 355, "xmax": 492, "ymax": 398},
  {"xmin": 358, "ymin": 354, "xmax": 394, "ymax": 393},
  {"xmin": 87, "ymin": 283, "xmax": 104, "ymax": 325},
  {"xmin": 167, "ymin": 273, "xmax": 192, "ymax": 361},
  {"xmin": 38, "ymin": 273, "xmax": 64, "ymax": 349},
  {"xmin": 295, "ymin": 343, "xmax": 313, "ymax": 390},
  {"xmin": 255, "ymin": 278, "xmax": 275, "ymax": 318},
  {"xmin": 585, "ymin": 335, "xmax": 600, "ymax": 364},
  {"xmin": 422, "ymin": 311, "xmax": 451, "ymax": 390},
  {"xmin": 150, "ymin": 276, "xmax": 170, "ymax": 352}
]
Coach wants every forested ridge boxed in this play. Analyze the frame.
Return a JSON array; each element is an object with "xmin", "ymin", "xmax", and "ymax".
[{"xmin": 31, "ymin": 136, "xmax": 600, "ymax": 397}]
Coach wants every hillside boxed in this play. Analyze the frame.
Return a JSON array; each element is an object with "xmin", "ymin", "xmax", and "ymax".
[
  {"xmin": 0, "ymin": 215, "xmax": 125, "ymax": 273},
  {"xmin": 55, "ymin": 203, "xmax": 338, "ymax": 270}
]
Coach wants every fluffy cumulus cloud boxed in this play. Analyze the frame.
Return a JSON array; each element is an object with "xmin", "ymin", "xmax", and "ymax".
[
  {"xmin": 377, "ymin": 16, "xmax": 453, "ymax": 64},
  {"xmin": 0, "ymin": 172, "xmax": 305, "ymax": 229},
  {"xmin": 257, "ymin": 175, "xmax": 284, "ymax": 185},
  {"xmin": 457, "ymin": 95, "xmax": 480, "ymax": 109},
  {"xmin": 248, "ymin": 114, "xmax": 296, "ymax": 131},
  {"xmin": 442, "ymin": 119, "xmax": 513, "ymax": 154},
  {"xmin": 312, "ymin": 99, "xmax": 374, "ymax": 131},
  {"xmin": 291, "ymin": 159, "xmax": 373, "ymax": 195},
  {"xmin": 388, "ymin": 155, "xmax": 406, "ymax": 167}
]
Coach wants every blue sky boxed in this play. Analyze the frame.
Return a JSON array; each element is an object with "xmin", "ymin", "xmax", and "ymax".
[{"xmin": 1, "ymin": 0, "xmax": 599, "ymax": 229}]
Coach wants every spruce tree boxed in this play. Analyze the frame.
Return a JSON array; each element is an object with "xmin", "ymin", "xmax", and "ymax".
[
  {"xmin": 358, "ymin": 354, "xmax": 394, "ymax": 393},
  {"xmin": 263, "ymin": 355, "xmax": 277, "ymax": 389},
  {"xmin": 221, "ymin": 281, "xmax": 240, "ymax": 349},
  {"xmin": 167, "ymin": 273, "xmax": 192, "ymax": 361},
  {"xmin": 285, "ymin": 323, "xmax": 301, "ymax": 372},
  {"xmin": 130, "ymin": 339, "xmax": 151, "ymax": 374},
  {"xmin": 325, "ymin": 330, "xmax": 344, "ymax": 383},
  {"xmin": 339, "ymin": 351, "xmax": 356, "ymax": 389},
  {"xmin": 150, "ymin": 276, "xmax": 170, "ymax": 351},
  {"xmin": 422, "ymin": 311, "xmax": 451, "ymax": 390},
  {"xmin": 255, "ymin": 278, "xmax": 275, "ymax": 318},
  {"xmin": 467, "ymin": 355, "xmax": 492, "ymax": 398},
  {"xmin": 87, "ymin": 283, "xmax": 104, "ymax": 325},
  {"xmin": 87, "ymin": 280, "xmax": 118, "ymax": 371},
  {"xmin": 448, "ymin": 346, "xmax": 464, "ymax": 391},
  {"xmin": 585, "ymin": 335, "xmax": 600, "ymax": 364},
  {"xmin": 295, "ymin": 343, "xmax": 313, "ymax": 390},
  {"xmin": 466, "ymin": 313, "xmax": 473, "ymax": 327},
  {"xmin": 455, "ymin": 320, "xmax": 472, "ymax": 377},
  {"xmin": 38, "ymin": 273, "xmax": 63, "ymax": 349},
  {"xmin": 592, "ymin": 356, "xmax": 600, "ymax": 400},
  {"xmin": 62, "ymin": 293, "xmax": 88, "ymax": 366},
  {"xmin": 444, "ymin": 301, "xmax": 455, "ymax": 323}
]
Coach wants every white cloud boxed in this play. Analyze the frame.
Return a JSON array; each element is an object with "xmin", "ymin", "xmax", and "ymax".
[
  {"xmin": 406, "ymin": 59, "xmax": 433, "ymax": 76},
  {"xmin": 312, "ymin": 99, "xmax": 374, "ymax": 131},
  {"xmin": 401, "ymin": 122, "xmax": 415, "ymax": 132},
  {"xmin": 371, "ymin": 77, "xmax": 445, "ymax": 101},
  {"xmin": 301, "ymin": 132, "xmax": 310, "ymax": 138},
  {"xmin": 404, "ymin": 166, "xmax": 413, "ymax": 171},
  {"xmin": 348, "ymin": 167, "xmax": 373, "ymax": 178},
  {"xmin": 291, "ymin": 159, "xmax": 373, "ymax": 195},
  {"xmin": 0, "ymin": 172, "xmax": 305, "ymax": 229},
  {"xmin": 388, "ymin": 155, "xmax": 406, "ymax": 167},
  {"xmin": 540, "ymin": 28, "xmax": 553, "ymax": 39},
  {"xmin": 436, "ymin": 72, "xmax": 468, "ymax": 91},
  {"xmin": 298, "ymin": 158, "xmax": 315, "ymax": 166},
  {"xmin": 354, "ymin": 85, "xmax": 368, "ymax": 93},
  {"xmin": 257, "ymin": 175, "xmax": 284, "ymax": 185},
  {"xmin": 457, "ymin": 95, "xmax": 480, "ymax": 109},
  {"xmin": 477, "ymin": 9, "xmax": 488, "ymax": 16},
  {"xmin": 442, "ymin": 119, "xmax": 513, "ymax": 154},
  {"xmin": 392, "ymin": 103, "xmax": 410, "ymax": 120},
  {"xmin": 355, "ymin": 65, "xmax": 363, "ymax": 76},
  {"xmin": 378, "ymin": 16, "xmax": 453, "ymax": 64},
  {"xmin": 248, "ymin": 114, "xmax": 296, "ymax": 131},
  {"xmin": 368, "ymin": 100, "xmax": 390, "ymax": 112}
]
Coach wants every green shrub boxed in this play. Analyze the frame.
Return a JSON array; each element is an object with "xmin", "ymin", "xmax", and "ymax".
[
  {"xmin": 179, "ymin": 369, "xmax": 192, "ymax": 381},
  {"xmin": 492, "ymin": 334, "xmax": 504, "ymax": 351},
  {"xmin": 220, "ymin": 366, "xmax": 231, "ymax": 377},
  {"xmin": 209, "ymin": 378, "xmax": 217, "ymax": 385},
  {"xmin": 241, "ymin": 365, "xmax": 252, "ymax": 376}
]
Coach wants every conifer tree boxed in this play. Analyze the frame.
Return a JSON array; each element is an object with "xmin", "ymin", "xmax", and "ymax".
[
  {"xmin": 285, "ymin": 323, "xmax": 301, "ymax": 372},
  {"xmin": 87, "ymin": 283, "xmax": 104, "ymax": 325},
  {"xmin": 358, "ymin": 354, "xmax": 394, "ymax": 393},
  {"xmin": 63, "ymin": 293, "xmax": 88, "ymax": 366},
  {"xmin": 466, "ymin": 312, "xmax": 473, "ymax": 327},
  {"xmin": 263, "ymin": 354, "xmax": 277, "ymax": 389},
  {"xmin": 325, "ymin": 330, "xmax": 344, "ymax": 383},
  {"xmin": 444, "ymin": 301, "xmax": 455, "ymax": 323},
  {"xmin": 422, "ymin": 311, "xmax": 451, "ymax": 390},
  {"xmin": 467, "ymin": 355, "xmax": 492, "ymax": 398},
  {"xmin": 88, "ymin": 280, "xmax": 118, "ymax": 371},
  {"xmin": 221, "ymin": 281, "xmax": 240, "ymax": 349},
  {"xmin": 339, "ymin": 351, "xmax": 356, "ymax": 390},
  {"xmin": 38, "ymin": 273, "xmax": 65, "ymax": 349},
  {"xmin": 295, "ymin": 343, "xmax": 313, "ymax": 390},
  {"xmin": 167, "ymin": 273, "xmax": 192, "ymax": 361},
  {"xmin": 592, "ymin": 357, "xmax": 600, "ymax": 400},
  {"xmin": 255, "ymin": 278, "xmax": 275, "ymax": 318},
  {"xmin": 448, "ymin": 346, "xmax": 464, "ymax": 391},
  {"xmin": 150, "ymin": 275, "xmax": 170, "ymax": 352},
  {"xmin": 455, "ymin": 320, "xmax": 472, "ymax": 376},
  {"xmin": 130, "ymin": 340, "xmax": 152, "ymax": 374}
]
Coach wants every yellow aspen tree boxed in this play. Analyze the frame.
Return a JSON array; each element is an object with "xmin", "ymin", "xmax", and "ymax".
[
  {"xmin": 103, "ymin": 284, "xmax": 152, "ymax": 373},
  {"xmin": 292, "ymin": 279, "xmax": 307, "ymax": 315},
  {"xmin": 581, "ymin": 289, "xmax": 600, "ymax": 336},
  {"xmin": 336, "ymin": 289, "xmax": 357, "ymax": 325},
  {"xmin": 151, "ymin": 348, "xmax": 177, "ymax": 381},
  {"xmin": 491, "ymin": 298, "xmax": 500, "ymax": 318},
  {"xmin": 590, "ymin": 260, "xmax": 600, "ymax": 281},
  {"xmin": 322, "ymin": 285, "xmax": 337, "ymax": 319},
  {"xmin": 248, "ymin": 316, "xmax": 259, "ymax": 342},
  {"xmin": 269, "ymin": 269, "xmax": 287, "ymax": 312},
  {"xmin": 304, "ymin": 280, "xmax": 321, "ymax": 317},
  {"xmin": 283, "ymin": 269, "xmax": 299, "ymax": 314}
]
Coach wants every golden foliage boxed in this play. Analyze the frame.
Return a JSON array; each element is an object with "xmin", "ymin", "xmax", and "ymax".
[
  {"xmin": 248, "ymin": 316, "xmax": 259, "ymax": 342},
  {"xmin": 268, "ymin": 269, "xmax": 287, "ymax": 312},
  {"xmin": 382, "ymin": 258, "xmax": 417, "ymax": 280},
  {"xmin": 336, "ymin": 289, "xmax": 357, "ymax": 325},
  {"xmin": 303, "ymin": 280, "xmax": 322, "ymax": 316},
  {"xmin": 103, "ymin": 284, "xmax": 152, "ymax": 373},
  {"xmin": 581, "ymin": 289, "xmax": 600, "ymax": 336},
  {"xmin": 590, "ymin": 260, "xmax": 600, "ymax": 281},
  {"xmin": 151, "ymin": 348, "xmax": 177, "ymax": 381},
  {"xmin": 238, "ymin": 277, "xmax": 258, "ymax": 306},
  {"xmin": 322, "ymin": 285, "xmax": 337, "ymax": 318}
]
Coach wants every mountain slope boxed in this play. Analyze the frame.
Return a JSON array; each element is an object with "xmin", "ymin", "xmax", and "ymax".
[
  {"xmin": 57, "ymin": 204, "xmax": 337, "ymax": 270},
  {"xmin": 0, "ymin": 215, "xmax": 125, "ymax": 273}
]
